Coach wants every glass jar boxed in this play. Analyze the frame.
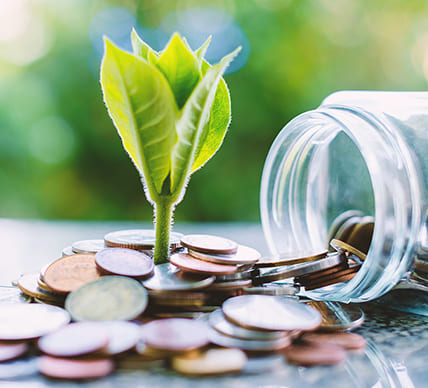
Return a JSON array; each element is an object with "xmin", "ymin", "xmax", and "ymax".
[{"xmin": 260, "ymin": 91, "xmax": 428, "ymax": 302}]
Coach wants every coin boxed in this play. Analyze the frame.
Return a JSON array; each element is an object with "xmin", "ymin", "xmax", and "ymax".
[
  {"xmin": 61, "ymin": 246, "xmax": 75, "ymax": 257},
  {"xmin": 104, "ymin": 229, "xmax": 183, "ymax": 250},
  {"xmin": 283, "ymin": 343, "xmax": 347, "ymax": 366},
  {"xmin": 95, "ymin": 248, "xmax": 154, "ymax": 278},
  {"xmin": 242, "ymin": 284, "xmax": 300, "ymax": 296},
  {"xmin": 214, "ymin": 266, "xmax": 257, "ymax": 282},
  {"xmin": 141, "ymin": 318, "xmax": 210, "ymax": 352},
  {"xmin": 98, "ymin": 321, "xmax": 141, "ymax": 355},
  {"xmin": 207, "ymin": 309, "xmax": 288, "ymax": 341},
  {"xmin": 346, "ymin": 217, "xmax": 374, "ymax": 254},
  {"xmin": 72, "ymin": 239, "xmax": 106, "ymax": 254},
  {"xmin": 256, "ymin": 250, "xmax": 328, "ymax": 268},
  {"xmin": 43, "ymin": 254, "xmax": 102, "ymax": 294},
  {"xmin": 0, "ymin": 358, "xmax": 39, "ymax": 379},
  {"xmin": 222, "ymin": 295, "xmax": 321, "ymax": 331},
  {"xmin": 171, "ymin": 348, "xmax": 247, "ymax": 376},
  {"xmin": 180, "ymin": 234, "xmax": 238, "ymax": 255},
  {"xmin": 37, "ymin": 277, "xmax": 56, "ymax": 293},
  {"xmin": 330, "ymin": 239, "xmax": 367, "ymax": 262},
  {"xmin": 0, "ymin": 342, "xmax": 29, "ymax": 362},
  {"xmin": 17, "ymin": 272, "xmax": 63, "ymax": 302},
  {"xmin": 253, "ymin": 253, "xmax": 344, "ymax": 284},
  {"xmin": 206, "ymin": 279, "xmax": 252, "ymax": 291},
  {"xmin": 303, "ymin": 268, "xmax": 360, "ymax": 291},
  {"xmin": 0, "ymin": 304, "xmax": 70, "ymax": 340},
  {"xmin": 304, "ymin": 301, "xmax": 365, "ymax": 331},
  {"xmin": 0, "ymin": 286, "xmax": 31, "ymax": 304},
  {"xmin": 65, "ymin": 275, "xmax": 148, "ymax": 321},
  {"xmin": 295, "ymin": 264, "xmax": 348, "ymax": 284},
  {"xmin": 142, "ymin": 263, "xmax": 215, "ymax": 291},
  {"xmin": 301, "ymin": 332, "xmax": 367, "ymax": 350},
  {"xmin": 38, "ymin": 355, "xmax": 114, "ymax": 380},
  {"xmin": 188, "ymin": 245, "xmax": 260, "ymax": 265},
  {"xmin": 208, "ymin": 328, "xmax": 292, "ymax": 352},
  {"xmin": 170, "ymin": 253, "xmax": 238, "ymax": 275},
  {"xmin": 38, "ymin": 322, "xmax": 109, "ymax": 357},
  {"xmin": 148, "ymin": 290, "xmax": 208, "ymax": 308},
  {"xmin": 328, "ymin": 210, "xmax": 364, "ymax": 244},
  {"xmin": 333, "ymin": 216, "xmax": 362, "ymax": 244}
]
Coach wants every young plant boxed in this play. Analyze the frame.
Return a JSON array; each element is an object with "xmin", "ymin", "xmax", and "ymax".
[{"xmin": 100, "ymin": 30, "xmax": 240, "ymax": 264}]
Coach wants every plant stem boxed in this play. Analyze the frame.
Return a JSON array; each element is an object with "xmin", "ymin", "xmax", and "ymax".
[{"xmin": 153, "ymin": 198, "xmax": 174, "ymax": 265}]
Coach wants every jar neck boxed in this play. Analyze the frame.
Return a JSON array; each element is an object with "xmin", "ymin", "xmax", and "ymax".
[{"xmin": 260, "ymin": 105, "xmax": 423, "ymax": 302}]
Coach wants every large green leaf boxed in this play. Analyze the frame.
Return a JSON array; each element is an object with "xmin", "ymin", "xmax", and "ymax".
[
  {"xmin": 170, "ymin": 48, "xmax": 241, "ymax": 196},
  {"xmin": 100, "ymin": 38, "xmax": 177, "ymax": 199},
  {"xmin": 155, "ymin": 33, "xmax": 201, "ymax": 109},
  {"xmin": 131, "ymin": 28, "xmax": 159, "ymax": 63},
  {"xmin": 191, "ymin": 61, "xmax": 231, "ymax": 173}
]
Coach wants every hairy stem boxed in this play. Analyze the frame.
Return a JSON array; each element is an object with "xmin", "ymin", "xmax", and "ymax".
[{"xmin": 153, "ymin": 198, "xmax": 174, "ymax": 264}]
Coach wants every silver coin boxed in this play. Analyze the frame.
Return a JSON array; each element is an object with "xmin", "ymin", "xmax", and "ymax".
[
  {"xmin": 0, "ymin": 286, "xmax": 31, "ymax": 304},
  {"xmin": 253, "ymin": 253, "xmax": 344, "ymax": 285},
  {"xmin": 208, "ymin": 328, "xmax": 291, "ymax": 351},
  {"xmin": 207, "ymin": 309, "xmax": 287, "ymax": 341},
  {"xmin": 215, "ymin": 267, "xmax": 257, "ymax": 282},
  {"xmin": 304, "ymin": 301, "xmax": 365, "ymax": 331},
  {"xmin": 104, "ymin": 229, "xmax": 183, "ymax": 250},
  {"xmin": 72, "ymin": 239, "xmax": 106, "ymax": 254},
  {"xmin": 222, "ymin": 295, "xmax": 321, "ymax": 331},
  {"xmin": 0, "ymin": 304, "xmax": 70, "ymax": 340},
  {"xmin": 99, "ymin": 321, "xmax": 141, "ymax": 355},
  {"xmin": 181, "ymin": 234, "xmax": 238, "ymax": 255},
  {"xmin": 0, "ymin": 358, "xmax": 39, "ymax": 379},
  {"xmin": 242, "ymin": 283, "xmax": 300, "ymax": 296},
  {"xmin": 62, "ymin": 246, "xmax": 75, "ymax": 257},
  {"xmin": 188, "ymin": 245, "xmax": 261, "ymax": 265},
  {"xmin": 142, "ymin": 263, "xmax": 215, "ymax": 291}
]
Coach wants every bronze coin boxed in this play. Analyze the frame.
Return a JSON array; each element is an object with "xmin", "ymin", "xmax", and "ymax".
[
  {"xmin": 104, "ymin": 229, "xmax": 183, "ymax": 250},
  {"xmin": 301, "ymin": 332, "xmax": 367, "ymax": 350},
  {"xmin": 256, "ymin": 250, "xmax": 328, "ymax": 268},
  {"xmin": 295, "ymin": 263, "xmax": 349, "ymax": 283},
  {"xmin": 0, "ymin": 343, "xmax": 29, "ymax": 362},
  {"xmin": 346, "ymin": 217, "xmax": 374, "ymax": 254},
  {"xmin": 180, "ymin": 234, "xmax": 238, "ymax": 255},
  {"xmin": 95, "ymin": 248, "xmax": 154, "ymax": 278},
  {"xmin": 38, "ymin": 356, "xmax": 114, "ymax": 380},
  {"xmin": 284, "ymin": 343, "xmax": 347, "ymax": 366},
  {"xmin": 170, "ymin": 253, "xmax": 238, "ymax": 275},
  {"xmin": 44, "ymin": 254, "xmax": 102, "ymax": 294},
  {"xmin": 303, "ymin": 270, "xmax": 359, "ymax": 291},
  {"xmin": 327, "ymin": 210, "xmax": 364, "ymax": 245},
  {"xmin": 333, "ymin": 216, "xmax": 362, "ymax": 244},
  {"xmin": 38, "ymin": 322, "xmax": 109, "ymax": 357},
  {"xmin": 188, "ymin": 245, "xmax": 260, "ymax": 265},
  {"xmin": 141, "ymin": 318, "xmax": 210, "ymax": 352}
]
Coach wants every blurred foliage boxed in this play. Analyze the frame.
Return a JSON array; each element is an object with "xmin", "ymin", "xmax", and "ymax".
[{"xmin": 1, "ymin": 0, "xmax": 428, "ymax": 222}]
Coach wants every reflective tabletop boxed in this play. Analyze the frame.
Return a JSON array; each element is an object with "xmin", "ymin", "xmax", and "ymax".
[{"xmin": 0, "ymin": 219, "xmax": 427, "ymax": 388}]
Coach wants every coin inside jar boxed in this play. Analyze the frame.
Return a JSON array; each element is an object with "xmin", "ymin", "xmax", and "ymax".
[
  {"xmin": 104, "ymin": 229, "xmax": 183, "ymax": 250},
  {"xmin": 222, "ymin": 295, "xmax": 321, "ymax": 331},
  {"xmin": 180, "ymin": 234, "xmax": 238, "ymax": 255},
  {"xmin": 330, "ymin": 239, "xmax": 367, "ymax": 262},
  {"xmin": 283, "ymin": 342, "xmax": 347, "ymax": 366},
  {"xmin": 170, "ymin": 253, "xmax": 238, "ymax": 275},
  {"xmin": 140, "ymin": 318, "xmax": 210, "ymax": 352},
  {"xmin": 301, "ymin": 332, "xmax": 367, "ymax": 350},
  {"xmin": 95, "ymin": 248, "xmax": 154, "ymax": 278},
  {"xmin": 43, "ymin": 254, "xmax": 102, "ymax": 294}
]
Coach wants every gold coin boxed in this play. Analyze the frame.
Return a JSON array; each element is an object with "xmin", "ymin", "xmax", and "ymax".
[
  {"xmin": 44, "ymin": 254, "xmax": 102, "ymax": 294},
  {"xmin": 346, "ymin": 217, "xmax": 374, "ymax": 254},
  {"xmin": 330, "ymin": 239, "xmax": 367, "ymax": 262},
  {"xmin": 327, "ymin": 210, "xmax": 364, "ymax": 244}
]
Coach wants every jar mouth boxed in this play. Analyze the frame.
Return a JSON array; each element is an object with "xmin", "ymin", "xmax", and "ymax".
[{"xmin": 260, "ymin": 106, "xmax": 422, "ymax": 302}]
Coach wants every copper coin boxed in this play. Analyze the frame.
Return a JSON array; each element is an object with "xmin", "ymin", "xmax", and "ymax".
[
  {"xmin": 296, "ymin": 263, "xmax": 349, "ymax": 283},
  {"xmin": 38, "ymin": 322, "xmax": 109, "ymax": 357},
  {"xmin": 43, "ymin": 254, "xmax": 102, "ymax": 294},
  {"xmin": 95, "ymin": 248, "xmax": 154, "ymax": 277},
  {"xmin": 0, "ymin": 343, "xmax": 29, "ymax": 362},
  {"xmin": 254, "ymin": 253, "xmax": 344, "ymax": 284},
  {"xmin": 38, "ymin": 355, "xmax": 114, "ymax": 380},
  {"xmin": 0, "ymin": 304, "xmax": 70, "ymax": 340},
  {"xmin": 104, "ymin": 229, "xmax": 183, "ymax": 250},
  {"xmin": 303, "ymin": 267, "xmax": 360, "ymax": 290},
  {"xmin": 170, "ymin": 253, "xmax": 238, "ymax": 275},
  {"xmin": 222, "ymin": 295, "xmax": 321, "ymax": 331},
  {"xmin": 304, "ymin": 301, "xmax": 365, "ymax": 331},
  {"xmin": 72, "ymin": 239, "xmax": 106, "ymax": 254},
  {"xmin": 141, "ymin": 318, "xmax": 210, "ymax": 352},
  {"xmin": 188, "ymin": 245, "xmax": 260, "ymax": 265},
  {"xmin": 330, "ymin": 239, "xmax": 367, "ymax": 262},
  {"xmin": 346, "ymin": 217, "xmax": 374, "ymax": 254},
  {"xmin": 180, "ymin": 234, "xmax": 238, "ymax": 255},
  {"xmin": 142, "ymin": 263, "xmax": 215, "ymax": 291},
  {"xmin": 256, "ymin": 250, "xmax": 328, "ymax": 268},
  {"xmin": 302, "ymin": 332, "xmax": 367, "ymax": 350},
  {"xmin": 284, "ymin": 343, "xmax": 347, "ymax": 366},
  {"xmin": 17, "ymin": 272, "xmax": 63, "ymax": 302}
]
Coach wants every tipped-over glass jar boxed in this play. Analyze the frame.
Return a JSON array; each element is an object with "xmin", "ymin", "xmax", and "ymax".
[{"xmin": 260, "ymin": 91, "xmax": 428, "ymax": 302}]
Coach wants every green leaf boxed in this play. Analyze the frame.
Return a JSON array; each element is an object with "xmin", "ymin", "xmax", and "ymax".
[
  {"xmin": 195, "ymin": 36, "xmax": 211, "ymax": 64},
  {"xmin": 155, "ymin": 33, "xmax": 201, "ymax": 109},
  {"xmin": 131, "ymin": 28, "xmax": 159, "ymax": 62},
  {"xmin": 191, "ymin": 60, "xmax": 231, "ymax": 173},
  {"xmin": 170, "ymin": 47, "xmax": 241, "ymax": 196},
  {"xmin": 100, "ymin": 38, "xmax": 177, "ymax": 199}
]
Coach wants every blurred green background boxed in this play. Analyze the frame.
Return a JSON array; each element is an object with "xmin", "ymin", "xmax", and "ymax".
[{"xmin": 1, "ymin": 0, "xmax": 428, "ymax": 222}]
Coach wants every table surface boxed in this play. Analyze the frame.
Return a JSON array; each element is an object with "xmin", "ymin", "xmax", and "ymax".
[{"xmin": 1, "ymin": 219, "xmax": 427, "ymax": 388}]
